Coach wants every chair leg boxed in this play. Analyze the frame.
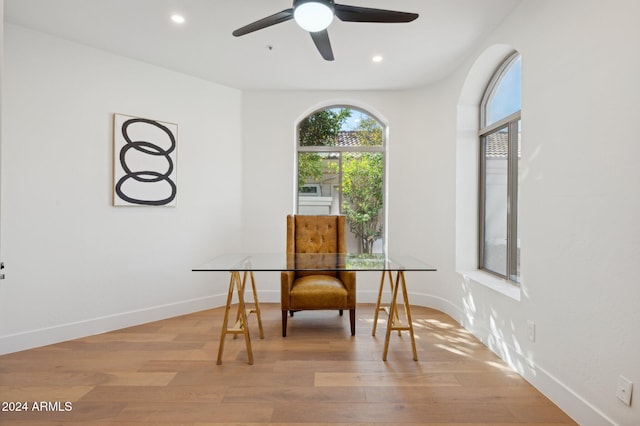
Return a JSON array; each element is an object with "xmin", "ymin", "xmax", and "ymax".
[
  {"xmin": 282, "ymin": 310, "xmax": 288, "ymax": 337},
  {"xmin": 339, "ymin": 309, "xmax": 343, "ymax": 316},
  {"xmin": 349, "ymin": 309, "xmax": 356, "ymax": 336}
]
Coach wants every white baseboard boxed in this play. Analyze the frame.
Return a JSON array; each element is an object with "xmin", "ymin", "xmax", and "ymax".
[{"xmin": 0, "ymin": 294, "xmax": 225, "ymax": 355}]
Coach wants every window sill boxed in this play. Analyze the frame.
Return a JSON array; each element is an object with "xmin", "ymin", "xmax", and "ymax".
[{"xmin": 457, "ymin": 269, "xmax": 521, "ymax": 301}]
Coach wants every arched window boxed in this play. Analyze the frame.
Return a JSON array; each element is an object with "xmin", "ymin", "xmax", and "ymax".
[
  {"xmin": 296, "ymin": 106, "xmax": 385, "ymax": 254},
  {"xmin": 479, "ymin": 52, "xmax": 521, "ymax": 282}
]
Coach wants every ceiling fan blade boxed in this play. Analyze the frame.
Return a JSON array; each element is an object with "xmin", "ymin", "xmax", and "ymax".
[
  {"xmin": 334, "ymin": 4, "xmax": 418, "ymax": 23},
  {"xmin": 310, "ymin": 30, "xmax": 334, "ymax": 61},
  {"xmin": 232, "ymin": 9, "xmax": 293, "ymax": 37}
]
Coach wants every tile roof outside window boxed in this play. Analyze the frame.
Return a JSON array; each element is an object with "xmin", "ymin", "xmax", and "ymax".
[
  {"xmin": 336, "ymin": 131, "xmax": 360, "ymax": 147},
  {"xmin": 485, "ymin": 131, "xmax": 521, "ymax": 158}
]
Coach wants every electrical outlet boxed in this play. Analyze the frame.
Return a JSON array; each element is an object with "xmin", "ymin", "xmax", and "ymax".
[
  {"xmin": 616, "ymin": 375, "xmax": 633, "ymax": 406},
  {"xmin": 526, "ymin": 320, "xmax": 535, "ymax": 342}
]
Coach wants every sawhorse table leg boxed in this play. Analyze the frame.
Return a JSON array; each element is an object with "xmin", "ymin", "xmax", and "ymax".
[
  {"xmin": 372, "ymin": 270, "xmax": 401, "ymax": 337},
  {"xmin": 373, "ymin": 270, "xmax": 418, "ymax": 361},
  {"xmin": 216, "ymin": 271, "xmax": 263, "ymax": 365}
]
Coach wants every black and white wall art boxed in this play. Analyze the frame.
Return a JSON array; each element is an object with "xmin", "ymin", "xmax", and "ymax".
[{"xmin": 113, "ymin": 114, "xmax": 178, "ymax": 206}]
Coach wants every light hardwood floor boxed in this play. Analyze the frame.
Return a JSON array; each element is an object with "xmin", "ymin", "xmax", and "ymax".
[{"xmin": 0, "ymin": 303, "xmax": 576, "ymax": 425}]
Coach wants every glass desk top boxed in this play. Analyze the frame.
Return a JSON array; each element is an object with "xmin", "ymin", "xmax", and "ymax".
[{"xmin": 193, "ymin": 253, "xmax": 436, "ymax": 272}]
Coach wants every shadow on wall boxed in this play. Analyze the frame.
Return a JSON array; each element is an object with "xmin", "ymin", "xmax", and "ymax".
[{"xmin": 459, "ymin": 275, "xmax": 537, "ymax": 381}]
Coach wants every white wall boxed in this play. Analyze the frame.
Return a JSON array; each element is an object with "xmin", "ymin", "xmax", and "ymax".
[
  {"xmin": 240, "ymin": 1, "xmax": 640, "ymax": 425},
  {"xmin": 0, "ymin": 25, "xmax": 244, "ymax": 353},
  {"xmin": 1, "ymin": 0, "xmax": 639, "ymax": 424},
  {"xmin": 452, "ymin": 1, "xmax": 640, "ymax": 424}
]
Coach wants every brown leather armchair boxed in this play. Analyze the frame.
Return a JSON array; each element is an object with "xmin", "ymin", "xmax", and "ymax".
[{"xmin": 280, "ymin": 215, "xmax": 356, "ymax": 337}]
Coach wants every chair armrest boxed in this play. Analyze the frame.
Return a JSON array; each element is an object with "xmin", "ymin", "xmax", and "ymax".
[
  {"xmin": 339, "ymin": 271, "xmax": 356, "ymax": 308},
  {"xmin": 280, "ymin": 271, "xmax": 295, "ymax": 309}
]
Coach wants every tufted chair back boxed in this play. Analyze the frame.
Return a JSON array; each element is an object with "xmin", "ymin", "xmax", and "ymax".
[{"xmin": 287, "ymin": 214, "xmax": 346, "ymax": 278}]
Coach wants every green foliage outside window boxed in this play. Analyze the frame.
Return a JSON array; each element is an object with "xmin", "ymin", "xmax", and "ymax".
[
  {"xmin": 299, "ymin": 108, "xmax": 351, "ymax": 147},
  {"xmin": 354, "ymin": 116, "xmax": 383, "ymax": 146},
  {"xmin": 342, "ymin": 152, "xmax": 384, "ymax": 254},
  {"xmin": 297, "ymin": 152, "xmax": 324, "ymax": 190}
]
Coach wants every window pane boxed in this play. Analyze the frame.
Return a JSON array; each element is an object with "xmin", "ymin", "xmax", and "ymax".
[
  {"xmin": 482, "ymin": 128, "xmax": 508, "ymax": 276},
  {"xmin": 297, "ymin": 152, "xmax": 340, "ymax": 215},
  {"xmin": 299, "ymin": 108, "xmax": 351, "ymax": 147},
  {"xmin": 299, "ymin": 108, "xmax": 383, "ymax": 148},
  {"xmin": 486, "ymin": 55, "xmax": 521, "ymax": 126},
  {"xmin": 342, "ymin": 152, "xmax": 384, "ymax": 254}
]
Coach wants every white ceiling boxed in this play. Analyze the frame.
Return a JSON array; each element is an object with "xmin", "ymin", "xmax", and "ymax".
[{"xmin": 4, "ymin": 0, "xmax": 522, "ymax": 90}]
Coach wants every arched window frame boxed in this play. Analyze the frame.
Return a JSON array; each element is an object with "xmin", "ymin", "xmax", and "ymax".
[
  {"xmin": 478, "ymin": 52, "xmax": 521, "ymax": 283},
  {"xmin": 295, "ymin": 105, "xmax": 387, "ymax": 254}
]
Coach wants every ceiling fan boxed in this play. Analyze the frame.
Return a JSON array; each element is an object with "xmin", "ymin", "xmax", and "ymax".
[{"xmin": 232, "ymin": 0, "xmax": 419, "ymax": 61}]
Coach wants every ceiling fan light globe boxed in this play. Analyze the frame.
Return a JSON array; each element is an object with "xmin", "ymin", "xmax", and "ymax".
[{"xmin": 294, "ymin": 2, "xmax": 334, "ymax": 32}]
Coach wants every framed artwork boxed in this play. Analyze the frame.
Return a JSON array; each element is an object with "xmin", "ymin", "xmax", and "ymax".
[{"xmin": 113, "ymin": 113, "xmax": 177, "ymax": 206}]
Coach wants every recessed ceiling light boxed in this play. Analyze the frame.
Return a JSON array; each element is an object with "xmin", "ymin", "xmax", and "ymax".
[
  {"xmin": 372, "ymin": 55, "xmax": 384, "ymax": 63},
  {"xmin": 171, "ymin": 14, "xmax": 185, "ymax": 24}
]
